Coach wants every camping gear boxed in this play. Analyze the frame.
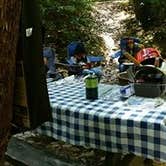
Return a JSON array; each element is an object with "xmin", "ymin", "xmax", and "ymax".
[
  {"xmin": 126, "ymin": 64, "xmax": 135, "ymax": 82},
  {"xmin": 118, "ymin": 71, "xmax": 133, "ymax": 85},
  {"xmin": 134, "ymin": 65, "xmax": 166, "ymax": 97},
  {"xmin": 135, "ymin": 47, "xmax": 163, "ymax": 66},
  {"xmin": 118, "ymin": 67, "xmax": 135, "ymax": 86},
  {"xmin": 118, "ymin": 63, "xmax": 136, "ymax": 85},
  {"xmin": 120, "ymin": 85, "xmax": 134, "ymax": 99},
  {"xmin": 85, "ymin": 74, "xmax": 98, "ymax": 100}
]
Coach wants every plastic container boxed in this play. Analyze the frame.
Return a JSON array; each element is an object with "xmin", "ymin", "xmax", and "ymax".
[
  {"xmin": 134, "ymin": 65, "xmax": 166, "ymax": 98},
  {"xmin": 120, "ymin": 84, "xmax": 134, "ymax": 98},
  {"xmin": 85, "ymin": 74, "xmax": 98, "ymax": 100},
  {"xmin": 134, "ymin": 83, "xmax": 166, "ymax": 98},
  {"xmin": 117, "ymin": 71, "xmax": 130, "ymax": 86}
]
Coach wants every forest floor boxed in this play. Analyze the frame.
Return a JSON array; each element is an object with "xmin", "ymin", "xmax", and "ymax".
[{"xmin": 5, "ymin": 0, "xmax": 164, "ymax": 166}]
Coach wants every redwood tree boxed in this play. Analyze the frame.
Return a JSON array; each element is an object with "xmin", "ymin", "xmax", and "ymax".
[{"xmin": 0, "ymin": 0, "xmax": 21, "ymax": 163}]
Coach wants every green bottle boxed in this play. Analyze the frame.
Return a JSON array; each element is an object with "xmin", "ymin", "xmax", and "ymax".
[{"xmin": 85, "ymin": 74, "xmax": 98, "ymax": 100}]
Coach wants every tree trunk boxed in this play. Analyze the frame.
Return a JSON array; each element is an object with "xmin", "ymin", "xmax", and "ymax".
[{"xmin": 0, "ymin": 0, "xmax": 21, "ymax": 163}]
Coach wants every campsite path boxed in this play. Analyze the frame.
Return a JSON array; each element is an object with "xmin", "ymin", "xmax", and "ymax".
[{"xmin": 93, "ymin": 0, "xmax": 134, "ymax": 61}]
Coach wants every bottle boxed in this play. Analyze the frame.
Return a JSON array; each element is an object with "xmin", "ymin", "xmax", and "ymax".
[{"xmin": 85, "ymin": 74, "xmax": 98, "ymax": 100}]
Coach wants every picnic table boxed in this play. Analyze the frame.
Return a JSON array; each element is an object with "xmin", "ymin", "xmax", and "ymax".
[{"xmin": 36, "ymin": 76, "xmax": 166, "ymax": 164}]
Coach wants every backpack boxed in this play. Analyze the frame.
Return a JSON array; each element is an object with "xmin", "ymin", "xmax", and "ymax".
[{"xmin": 135, "ymin": 47, "xmax": 161, "ymax": 65}]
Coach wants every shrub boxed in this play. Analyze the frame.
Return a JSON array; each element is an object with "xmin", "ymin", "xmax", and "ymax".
[{"xmin": 39, "ymin": 0, "xmax": 105, "ymax": 62}]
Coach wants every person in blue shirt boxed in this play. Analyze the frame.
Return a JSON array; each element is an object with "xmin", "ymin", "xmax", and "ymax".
[
  {"xmin": 67, "ymin": 41, "xmax": 103, "ymax": 77},
  {"xmin": 111, "ymin": 37, "xmax": 144, "ymax": 72},
  {"xmin": 43, "ymin": 44, "xmax": 62, "ymax": 79}
]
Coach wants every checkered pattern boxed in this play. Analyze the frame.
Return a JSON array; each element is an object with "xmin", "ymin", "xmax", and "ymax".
[{"xmin": 37, "ymin": 79, "xmax": 166, "ymax": 162}]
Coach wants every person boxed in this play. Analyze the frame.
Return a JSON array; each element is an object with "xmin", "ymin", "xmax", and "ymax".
[
  {"xmin": 119, "ymin": 37, "xmax": 144, "ymax": 72},
  {"xmin": 112, "ymin": 37, "xmax": 144, "ymax": 72},
  {"xmin": 67, "ymin": 41, "xmax": 103, "ymax": 77},
  {"xmin": 43, "ymin": 44, "xmax": 62, "ymax": 79},
  {"xmin": 67, "ymin": 41, "xmax": 87, "ymax": 65}
]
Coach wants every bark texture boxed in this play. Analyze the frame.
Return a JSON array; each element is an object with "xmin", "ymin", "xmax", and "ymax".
[{"xmin": 0, "ymin": 0, "xmax": 21, "ymax": 163}]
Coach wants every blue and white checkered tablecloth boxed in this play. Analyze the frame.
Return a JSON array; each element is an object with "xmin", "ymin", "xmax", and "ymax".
[{"xmin": 37, "ymin": 78, "xmax": 166, "ymax": 162}]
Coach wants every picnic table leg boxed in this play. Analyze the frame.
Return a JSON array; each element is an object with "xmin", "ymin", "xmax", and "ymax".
[
  {"xmin": 104, "ymin": 152, "xmax": 122, "ymax": 166},
  {"xmin": 144, "ymin": 158, "xmax": 153, "ymax": 166},
  {"xmin": 119, "ymin": 153, "xmax": 135, "ymax": 166}
]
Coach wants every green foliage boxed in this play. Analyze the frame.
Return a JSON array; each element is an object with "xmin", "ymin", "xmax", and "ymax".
[
  {"xmin": 39, "ymin": 0, "xmax": 105, "ymax": 61},
  {"xmin": 132, "ymin": 0, "xmax": 166, "ymax": 28},
  {"xmin": 130, "ymin": 0, "xmax": 166, "ymax": 57}
]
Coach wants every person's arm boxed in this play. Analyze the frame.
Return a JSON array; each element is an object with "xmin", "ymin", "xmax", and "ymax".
[
  {"xmin": 118, "ymin": 50, "xmax": 127, "ymax": 63},
  {"xmin": 70, "ymin": 56, "xmax": 77, "ymax": 64}
]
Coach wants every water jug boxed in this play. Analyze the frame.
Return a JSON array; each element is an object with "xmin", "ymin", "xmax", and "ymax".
[{"xmin": 85, "ymin": 74, "xmax": 98, "ymax": 100}]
